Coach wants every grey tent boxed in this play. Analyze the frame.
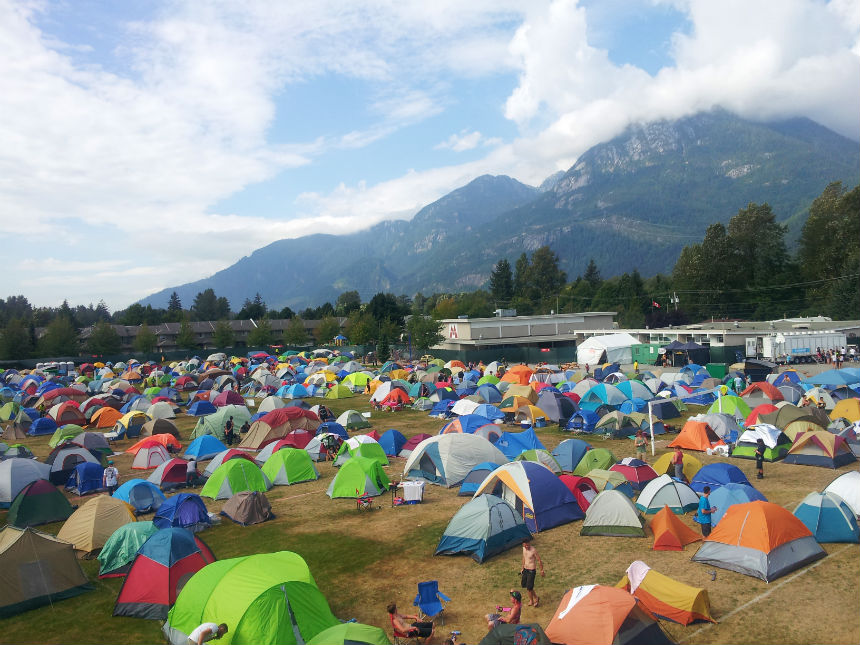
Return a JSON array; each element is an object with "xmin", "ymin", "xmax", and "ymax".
[
  {"xmin": 220, "ymin": 491, "xmax": 273, "ymax": 526},
  {"xmin": 581, "ymin": 490, "xmax": 646, "ymax": 537}
]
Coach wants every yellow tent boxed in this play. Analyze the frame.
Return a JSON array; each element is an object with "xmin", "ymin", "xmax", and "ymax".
[
  {"xmin": 617, "ymin": 561, "xmax": 714, "ymax": 625},
  {"xmin": 652, "ymin": 452, "xmax": 702, "ymax": 482},
  {"xmin": 831, "ymin": 398, "xmax": 860, "ymax": 423},
  {"xmin": 57, "ymin": 496, "xmax": 136, "ymax": 554}
]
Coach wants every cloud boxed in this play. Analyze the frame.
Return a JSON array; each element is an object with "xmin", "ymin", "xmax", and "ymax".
[{"xmin": 435, "ymin": 130, "xmax": 501, "ymax": 152}]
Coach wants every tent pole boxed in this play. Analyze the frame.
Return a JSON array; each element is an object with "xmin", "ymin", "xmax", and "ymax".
[{"xmin": 648, "ymin": 401, "xmax": 655, "ymax": 457}]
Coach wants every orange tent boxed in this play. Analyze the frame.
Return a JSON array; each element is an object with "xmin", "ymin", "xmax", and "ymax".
[
  {"xmin": 692, "ymin": 501, "xmax": 825, "ymax": 581},
  {"xmin": 499, "ymin": 395, "xmax": 533, "ymax": 413},
  {"xmin": 500, "ymin": 365, "xmax": 534, "ymax": 386},
  {"xmin": 380, "ymin": 389, "xmax": 411, "ymax": 406},
  {"xmin": 740, "ymin": 382, "xmax": 784, "ymax": 403},
  {"xmin": 831, "ymin": 398, "xmax": 860, "ymax": 422},
  {"xmin": 545, "ymin": 585, "xmax": 673, "ymax": 645},
  {"xmin": 745, "ymin": 403, "xmax": 779, "ymax": 427},
  {"xmin": 668, "ymin": 420, "xmax": 725, "ymax": 452},
  {"xmin": 616, "ymin": 561, "xmax": 714, "ymax": 625},
  {"xmin": 89, "ymin": 406, "xmax": 123, "ymax": 429},
  {"xmin": 649, "ymin": 505, "xmax": 702, "ymax": 551},
  {"xmin": 126, "ymin": 434, "xmax": 181, "ymax": 455}
]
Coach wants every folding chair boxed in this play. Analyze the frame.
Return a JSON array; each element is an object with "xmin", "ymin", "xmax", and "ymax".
[
  {"xmin": 414, "ymin": 580, "xmax": 450, "ymax": 625},
  {"xmin": 356, "ymin": 489, "xmax": 374, "ymax": 511},
  {"xmin": 390, "ymin": 614, "xmax": 421, "ymax": 645}
]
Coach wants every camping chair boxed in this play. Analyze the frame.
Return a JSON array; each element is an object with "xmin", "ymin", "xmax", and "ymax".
[
  {"xmin": 390, "ymin": 614, "xmax": 421, "ymax": 645},
  {"xmin": 356, "ymin": 489, "xmax": 374, "ymax": 511},
  {"xmin": 414, "ymin": 580, "xmax": 450, "ymax": 625}
]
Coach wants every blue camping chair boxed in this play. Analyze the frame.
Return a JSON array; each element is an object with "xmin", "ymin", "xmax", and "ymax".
[{"xmin": 414, "ymin": 580, "xmax": 450, "ymax": 625}]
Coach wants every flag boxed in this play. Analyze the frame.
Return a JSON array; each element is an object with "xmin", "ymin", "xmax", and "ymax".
[{"xmin": 652, "ymin": 301, "xmax": 661, "ymax": 308}]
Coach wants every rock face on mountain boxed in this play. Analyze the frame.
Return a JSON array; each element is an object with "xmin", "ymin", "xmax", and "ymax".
[{"xmin": 141, "ymin": 110, "xmax": 859, "ymax": 310}]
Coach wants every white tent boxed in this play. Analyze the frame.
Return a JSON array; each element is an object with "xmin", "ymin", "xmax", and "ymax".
[
  {"xmin": 576, "ymin": 333, "xmax": 639, "ymax": 366},
  {"xmin": 402, "ymin": 434, "xmax": 507, "ymax": 488},
  {"xmin": 825, "ymin": 471, "xmax": 860, "ymax": 519}
]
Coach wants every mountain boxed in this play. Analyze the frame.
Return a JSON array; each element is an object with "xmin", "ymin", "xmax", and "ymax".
[{"xmin": 141, "ymin": 110, "xmax": 859, "ymax": 310}]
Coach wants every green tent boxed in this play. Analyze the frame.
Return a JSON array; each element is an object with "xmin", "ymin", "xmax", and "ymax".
[
  {"xmin": 335, "ymin": 409, "xmax": 371, "ymax": 430},
  {"xmin": 515, "ymin": 449, "xmax": 563, "ymax": 474},
  {"xmin": 261, "ymin": 448, "xmax": 319, "ymax": 486},
  {"xmin": 325, "ymin": 384, "xmax": 354, "ymax": 399},
  {"xmin": 573, "ymin": 447, "xmax": 617, "ymax": 476},
  {"xmin": 707, "ymin": 396, "xmax": 752, "ymax": 423},
  {"xmin": 201, "ymin": 459, "xmax": 272, "ymax": 500},
  {"xmin": 164, "ymin": 551, "xmax": 339, "ymax": 645},
  {"xmin": 191, "ymin": 404, "xmax": 252, "ymax": 441},
  {"xmin": 306, "ymin": 623, "xmax": 391, "ymax": 645},
  {"xmin": 8, "ymin": 479, "xmax": 74, "ymax": 528},
  {"xmin": 326, "ymin": 457, "xmax": 390, "ymax": 499},
  {"xmin": 342, "ymin": 372, "xmax": 371, "ymax": 389},
  {"xmin": 48, "ymin": 424, "xmax": 85, "ymax": 448},
  {"xmin": 334, "ymin": 439, "xmax": 389, "ymax": 468},
  {"xmin": 477, "ymin": 374, "xmax": 500, "ymax": 386},
  {"xmin": 0, "ymin": 401, "xmax": 20, "ymax": 422},
  {"xmin": 98, "ymin": 521, "xmax": 159, "ymax": 577}
]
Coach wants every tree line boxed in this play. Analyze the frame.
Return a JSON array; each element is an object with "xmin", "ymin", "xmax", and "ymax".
[{"xmin": 1, "ymin": 181, "xmax": 856, "ymax": 361}]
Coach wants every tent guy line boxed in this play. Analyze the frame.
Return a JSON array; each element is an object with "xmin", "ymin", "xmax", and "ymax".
[{"xmin": 678, "ymin": 543, "xmax": 852, "ymax": 644}]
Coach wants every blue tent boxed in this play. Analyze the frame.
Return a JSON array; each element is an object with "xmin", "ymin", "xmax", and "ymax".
[
  {"xmin": 120, "ymin": 395, "xmax": 150, "ymax": 414},
  {"xmin": 186, "ymin": 401, "xmax": 217, "ymax": 416},
  {"xmin": 458, "ymin": 462, "xmax": 501, "ymax": 497},
  {"xmin": 578, "ymin": 384, "xmax": 627, "ymax": 412},
  {"xmin": 435, "ymin": 494, "xmax": 531, "ymax": 563},
  {"xmin": 551, "ymin": 438, "xmax": 592, "ymax": 472},
  {"xmin": 619, "ymin": 398, "xmax": 648, "ymax": 414},
  {"xmin": 183, "ymin": 436, "xmax": 227, "ymax": 461},
  {"xmin": 793, "ymin": 491, "xmax": 859, "ymax": 543},
  {"xmin": 441, "ymin": 414, "xmax": 494, "ymax": 435},
  {"xmin": 378, "ymin": 429, "xmax": 407, "ymax": 457},
  {"xmin": 64, "ymin": 462, "xmax": 105, "ymax": 495},
  {"xmin": 114, "ymin": 478, "xmax": 167, "ymax": 513},
  {"xmin": 709, "ymin": 483, "xmax": 767, "ymax": 525},
  {"xmin": 649, "ymin": 400, "xmax": 683, "ymax": 420},
  {"xmin": 495, "ymin": 427, "xmax": 545, "ymax": 460},
  {"xmin": 566, "ymin": 410, "xmax": 600, "ymax": 433},
  {"xmin": 689, "ymin": 463, "xmax": 751, "ymax": 494},
  {"xmin": 472, "ymin": 404, "xmax": 505, "ymax": 423},
  {"xmin": 28, "ymin": 417, "xmax": 57, "ymax": 436},
  {"xmin": 430, "ymin": 400, "xmax": 457, "ymax": 417},
  {"xmin": 284, "ymin": 384, "xmax": 310, "ymax": 398},
  {"xmin": 153, "ymin": 493, "xmax": 210, "ymax": 531},
  {"xmin": 317, "ymin": 422, "xmax": 348, "ymax": 440},
  {"xmin": 475, "ymin": 384, "xmax": 502, "ymax": 404},
  {"xmin": 593, "ymin": 363, "xmax": 621, "ymax": 380}
]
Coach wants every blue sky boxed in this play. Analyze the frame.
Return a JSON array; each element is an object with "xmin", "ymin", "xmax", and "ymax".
[{"xmin": 1, "ymin": 0, "xmax": 857, "ymax": 309}]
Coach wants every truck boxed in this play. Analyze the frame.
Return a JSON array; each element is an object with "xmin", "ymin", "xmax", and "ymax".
[{"xmin": 759, "ymin": 331, "xmax": 846, "ymax": 363}]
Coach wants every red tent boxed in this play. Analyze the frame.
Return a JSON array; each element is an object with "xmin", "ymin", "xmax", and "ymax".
[{"xmin": 559, "ymin": 475, "xmax": 599, "ymax": 511}]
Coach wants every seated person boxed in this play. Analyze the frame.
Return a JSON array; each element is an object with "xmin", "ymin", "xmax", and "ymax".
[
  {"xmin": 388, "ymin": 602, "xmax": 434, "ymax": 644},
  {"xmin": 485, "ymin": 590, "xmax": 522, "ymax": 630}
]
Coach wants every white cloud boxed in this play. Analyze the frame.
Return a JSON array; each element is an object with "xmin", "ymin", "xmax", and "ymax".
[{"xmin": 435, "ymin": 130, "xmax": 501, "ymax": 152}]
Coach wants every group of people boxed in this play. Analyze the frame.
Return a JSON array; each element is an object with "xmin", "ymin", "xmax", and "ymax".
[
  {"xmin": 387, "ymin": 541, "xmax": 545, "ymax": 644},
  {"xmin": 817, "ymin": 346, "xmax": 855, "ymax": 366}
]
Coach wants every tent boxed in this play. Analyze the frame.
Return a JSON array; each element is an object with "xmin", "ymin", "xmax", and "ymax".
[
  {"xmin": 262, "ymin": 448, "xmax": 319, "ymax": 485},
  {"xmin": 616, "ymin": 561, "xmax": 714, "ymax": 625},
  {"xmin": 191, "ymin": 405, "xmax": 252, "ymax": 441},
  {"xmin": 578, "ymin": 384, "xmax": 627, "ymax": 412},
  {"xmin": 544, "ymin": 584, "xmax": 673, "ymax": 645},
  {"xmin": 740, "ymin": 382, "xmax": 785, "ymax": 405},
  {"xmin": 668, "ymin": 421, "xmax": 725, "ymax": 452},
  {"xmin": 515, "ymin": 448, "xmax": 562, "ymax": 474},
  {"xmin": 479, "ymin": 624, "xmax": 551, "ymax": 645},
  {"xmin": 0, "ymin": 458, "xmax": 52, "ymax": 508},
  {"xmin": 184, "ymin": 435, "xmax": 228, "ymax": 461},
  {"xmin": 709, "ymin": 483, "xmax": 767, "ymax": 526},
  {"xmin": 566, "ymin": 409, "xmax": 600, "ymax": 433},
  {"xmin": 793, "ymin": 491, "xmax": 859, "ymax": 543},
  {"xmin": 7, "ymin": 479, "xmax": 74, "ymax": 527},
  {"xmin": 65, "ymin": 462, "xmax": 105, "ymax": 496},
  {"xmin": 327, "ymin": 456, "xmax": 390, "ymax": 498},
  {"xmin": 832, "ymin": 398, "xmax": 860, "ymax": 423},
  {"xmin": 132, "ymin": 443, "xmax": 171, "ymax": 470},
  {"xmin": 0, "ymin": 526, "xmax": 92, "ymax": 617},
  {"xmin": 98, "ymin": 521, "xmax": 159, "ymax": 577},
  {"xmin": 187, "ymin": 400, "xmax": 217, "ymax": 416},
  {"xmin": 57, "ymin": 495, "xmax": 136, "ymax": 554},
  {"xmin": 595, "ymin": 411, "xmax": 642, "ymax": 439},
  {"xmin": 442, "ymin": 414, "xmax": 496, "ymax": 434},
  {"xmin": 576, "ymin": 333, "xmax": 639, "ymax": 366},
  {"xmin": 221, "ymin": 491, "xmax": 273, "ymax": 526},
  {"xmin": 239, "ymin": 407, "xmax": 321, "ymax": 450},
  {"xmin": 706, "ymin": 396, "xmax": 752, "ymax": 424},
  {"xmin": 113, "ymin": 479, "xmax": 167, "ymax": 514},
  {"xmin": 336, "ymin": 409, "xmax": 371, "ymax": 430},
  {"xmin": 46, "ymin": 444, "xmax": 102, "ymax": 484},
  {"xmin": 689, "ymin": 463, "xmax": 751, "ymax": 494},
  {"xmin": 581, "ymin": 490, "xmax": 645, "ymax": 537},
  {"xmin": 403, "ymin": 434, "xmax": 507, "ymax": 488},
  {"xmin": 28, "ymin": 416, "xmax": 57, "ymax": 436},
  {"xmin": 784, "ymin": 430, "xmax": 856, "ymax": 468},
  {"xmin": 306, "ymin": 623, "xmax": 390, "ymax": 645},
  {"xmin": 825, "ymin": 471, "xmax": 860, "ymax": 518},
  {"xmin": 148, "ymin": 459, "xmax": 191, "ymax": 491},
  {"xmin": 49, "ymin": 423, "xmax": 85, "ymax": 448},
  {"xmin": 558, "ymin": 475, "xmax": 599, "ymax": 511},
  {"xmin": 732, "ymin": 425, "xmax": 792, "ymax": 462},
  {"xmin": 334, "ymin": 436, "xmax": 389, "ymax": 467},
  {"xmin": 648, "ymin": 506, "xmax": 702, "ymax": 551},
  {"xmin": 163, "ymin": 551, "xmax": 339, "ymax": 645},
  {"xmin": 458, "ymin": 462, "xmax": 502, "ymax": 497},
  {"xmin": 201, "ymin": 459, "xmax": 272, "ymax": 500},
  {"xmin": 378, "ymin": 429, "xmax": 407, "ymax": 456},
  {"xmin": 635, "ymin": 475, "xmax": 699, "ymax": 514},
  {"xmin": 495, "ymin": 427, "xmax": 545, "ymax": 460},
  {"xmin": 153, "ymin": 493, "xmax": 211, "ymax": 532},
  {"xmin": 652, "ymin": 452, "xmax": 701, "ymax": 482},
  {"xmin": 204, "ymin": 449, "xmax": 257, "ymax": 478},
  {"xmin": 473, "ymin": 461, "xmax": 584, "ymax": 532},
  {"xmin": 610, "ymin": 458, "xmax": 658, "ymax": 491},
  {"xmin": 398, "ymin": 433, "xmax": 432, "ymax": 458},
  {"xmin": 583, "ymin": 469, "xmax": 635, "ymax": 498},
  {"xmin": 691, "ymin": 501, "xmax": 825, "ymax": 581},
  {"xmin": 551, "ymin": 438, "xmax": 592, "ymax": 472},
  {"xmin": 435, "ymin": 494, "xmax": 531, "ymax": 562},
  {"xmin": 572, "ymin": 447, "xmax": 616, "ymax": 476},
  {"xmin": 114, "ymin": 527, "xmax": 216, "ymax": 619}
]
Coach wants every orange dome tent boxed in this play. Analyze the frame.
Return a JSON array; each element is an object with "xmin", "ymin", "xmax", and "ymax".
[
  {"xmin": 500, "ymin": 365, "xmax": 534, "ymax": 386},
  {"xmin": 667, "ymin": 420, "xmax": 725, "ymax": 452},
  {"xmin": 649, "ymin": 505, "xmax": 702, "ymax": 551},
  {"xmin": 89, "ymin": 406, "xmax": 123, "ymax": 429},
  {"xmin": 692, "ymin": 500, "xmax": 825, "ymax": 581}
]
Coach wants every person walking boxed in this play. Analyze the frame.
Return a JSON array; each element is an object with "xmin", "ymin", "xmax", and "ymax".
[
  {"xmin": 102, "ymin": 460, "xmax": 119, "ymax": 495},
  {"xmin": 186, "ymin": 457, "xmax": 198, "ymax": 487},
  {"xmin": 224, "ymin": 417, "xmax": 234, "ymax": 445},
  {"xmin": 634, "ymin": 430, "xmax": 648, "ymax": 462},
  {"xmin": 755, "ymin": 438, "xmax": 766, "ymax": 479},
  {"xmin": 695, "ymin": 486, "xmax": 717, "ymax": 537},
  {"xmin": 520, "ymin": 539, "xmax": 545, "ymax": 607},
  {"xmin": 672, "ymin": 446, "xmax": 685, "ymax": 481}
]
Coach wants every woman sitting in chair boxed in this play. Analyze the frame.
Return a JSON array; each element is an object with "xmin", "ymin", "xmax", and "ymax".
[{"xmin": 388, "ymin": 602, "xmax": 434, "ymax": 644}]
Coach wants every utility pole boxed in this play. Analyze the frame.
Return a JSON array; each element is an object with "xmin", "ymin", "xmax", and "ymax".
[{"xmin": 671, "ymin": 292, "xmax": 680, "ymax": 311}]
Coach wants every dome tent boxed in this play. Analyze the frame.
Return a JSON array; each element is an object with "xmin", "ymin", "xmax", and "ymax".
[
  {"xmin": 57, "ymin": 495, "xmax": 136, "ymax": 554},
  {"xmin": 403, "ymin": 434, "xmax": 507, "ymax": 488},
  {"xmin": 153, "ymin": 493, "xmax": 210, "ymax": 532},
  {"xmin": 793, "ymin": 491, "xmax": 859, "ymax": 543},
  {"xmin": 636, "ymin": 475, "xmax": 699, "ymax": 515},
  {"xmin": 98, "ymin": 521, "xmax": 159, "ymax": 577},
  {"xmin": 435, "ymin": 494, "xmax": 531, "ymax": 563},
  {"xmin": 163, "ymin": 551, "xmax": 339, "ymax": 645},
  {"xmin": 648, "ymin": 505, "xmax": 702, "ymax": 551},
  {"xmin": 551, "ymin": 438, "xmax": 592, "ymax": 473},
  {"xmin": 689, "ymin": 463, "xmax": 751, "ymax": 494},
  {"xmin": 616, "ymin": 561, "xmax": 714, "ymax": 626},
  {"xmin": 262, "ymin": 448, "xmax": 319, "ymax": 486},
  {"xmin": 458, "ymin": 461, "xmax": 502, "ymax": 497},
  {"xmin": 7, "ymin": 479, "xmax": 74, "ymax": 527},
  {"xmin": 326, "ymin": 456, "xmax": 390, "ymax": 499},
  {"xmin": 201, "ymin": 459, "xmax": 272, "ymax": 500},
  {"xmin": 113, "ymin": 478, "xmax": 167, "ymax": 514},
  {"xmin": 581, "ymin": 490, "xmax": 645, "ymax": 537},
  {"xmin": 221, "ymin": 491, "xmax": 273, "ymax": 526},
  {"xmin": 824, "ymin": 471, "xmax": 860, "ymax": 518},
  {"xmin": 709, "ymin": 483, "xmax": 767, "ymax": 526}
]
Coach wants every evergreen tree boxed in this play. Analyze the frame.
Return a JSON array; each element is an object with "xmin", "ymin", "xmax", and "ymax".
[
  {"xmin": 238, "ymin": 293, "xmax": 267, "ymax": 320},
  {"xmin": 583, "ymin": 258, "xmax": 602, "ymax": 288},
  {"xmin": 528, "ymin": 246, "xmax": 567, "ymax": 307},
  {"xmin": 87, "ymin": 321, "xmax": 121, "ymax": 355},
  {"xmin": 406, "ymin": 315, "xmax": 444, "ymax": 352},
  {"xmin": 0, "ymin": 318, "xmax": 32, "ymax": 360},
  {"xmin": 213, "ymin": 320, "xmax": 234, "ymax": 348},
  {"xmin": 315, "ymin": 315, "xmax": 341, "ymax": 344},
  {"xmin": 376, "ymin": 335, "xmax": 390, "ymax": 363},
  {"xmin": 176, "ymin": 318, "xmax": 197, "ymax": 351},
  {"xmin": 38, "ymin": 316, "xmax": 78, "ymax": 357},
  {"xmin": 345, "ymin": 310, "xmax": 376, "ymax": 345},
  {"xmin": 335, "ymin": 291, "xmax": 361, "ymax": 316},
  {"xmin": 134, "ymin": 323, "xmax": 157, "ymax": 354},
  {"xmin": 489, "ymin": 258, "xmax": 514, "ymax": 305},
  {"xmin": 168, "ymin": 291, "xmax": 182, "ymax": 311},
  {"xmin": 282, "ymin": 317, "xmax": 308, "ymax": 346},
  {"xmin": 513, "ymin": 253, "xmax": 530, "ymax": 298}
]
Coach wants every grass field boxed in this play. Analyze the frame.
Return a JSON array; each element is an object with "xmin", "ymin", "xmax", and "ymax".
[{"xmin": 2, "ymin": 397, "xmax": 858, "ymax": 645}]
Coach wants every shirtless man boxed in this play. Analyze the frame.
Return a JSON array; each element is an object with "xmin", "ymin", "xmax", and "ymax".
[
  {"xmin": 486, "ymin": 590, "xmax": 522, "ymax": 630},
  {"xmin": 387, "ymin": 603, "xmax": 434, "ymax": 644},
  {"xmin": 520, "ymin": 539, "xmax": 545, "ymax": 607}
]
